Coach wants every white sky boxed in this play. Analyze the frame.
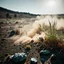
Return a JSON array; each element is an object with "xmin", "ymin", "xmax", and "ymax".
[{"xmin": 0, "ymin": 0, "xmax": 64, "ymax": 14}]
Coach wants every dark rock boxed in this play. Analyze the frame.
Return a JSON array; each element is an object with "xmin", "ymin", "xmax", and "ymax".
[
  {"xmin": 11, "ymin": 53, "xmax": 27, "ymax": 64},
  {"xmin": 9, "ymin": 30, "xmax": 15, "ymax": 37},
  {"xmin": 40, "ymin": 50, "xmax": 51, "ymax": 63}
]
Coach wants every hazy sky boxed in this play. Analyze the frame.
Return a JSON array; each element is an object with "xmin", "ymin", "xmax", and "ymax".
[{"xmin": 0, "ymin": 0, "xmax": 64, "ymax": 14}]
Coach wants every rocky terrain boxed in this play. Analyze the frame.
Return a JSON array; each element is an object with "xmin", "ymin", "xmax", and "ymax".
[{"xmin": 0, "ymin": 7, "xmax": 64, "ymax": 64}]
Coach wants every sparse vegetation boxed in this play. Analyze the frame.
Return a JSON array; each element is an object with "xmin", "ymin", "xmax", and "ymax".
[
  {"xmin": 14, "ymin": 14, "xmax": 17, "ymax": 18},
  {"xmin": 45, "ymin": 22, "xmax": 58, "ymax": 48},
  {"xmin": 0, "ymin": 15, "xmax": 64, "ymax": 64},
  {"xmin": 6, "ymin": 13, "xmax": 9, "ymax": 18}
]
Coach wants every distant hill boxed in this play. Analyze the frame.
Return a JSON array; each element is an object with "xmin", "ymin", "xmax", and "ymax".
[
  {"xmin": 0, "ymin": 7, "xmax": 39, "ymax": 19},
  {"xmin": 0, "ymin": 7, "xmax": 64, "ymax": 19}
]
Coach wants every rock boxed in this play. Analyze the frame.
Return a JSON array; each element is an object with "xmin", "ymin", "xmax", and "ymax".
[
  {"xmin": 40, "ymin": 50, "xmax": 50, "ymax": 55},
  {"xmin": 11, "ymin": 52, "xmax": 27, "ymax": 64},
  {"xmin": 40, "ymin": 50, "xmax": 51, "ymax": 63},
  {"xmin": 51, "ymin": 54, "xmax": 64, "ymax": 64},
  {"xmin": 30, "ymin": 57, "xmax": 38, "ymax": 64},
  {"xmin": 9, "ymin": 30, "xmax": 15, "ymax": 37}
]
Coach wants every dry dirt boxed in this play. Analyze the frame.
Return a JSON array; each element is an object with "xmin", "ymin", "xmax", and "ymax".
[{"xmin": 0, "ymin": 18, "xmax": 35, "ymax": 60}]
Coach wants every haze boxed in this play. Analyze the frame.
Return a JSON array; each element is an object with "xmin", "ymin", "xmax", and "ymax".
[{"xmin": 0, "ymin": 0, "xmax": 64, "ymax": 14}]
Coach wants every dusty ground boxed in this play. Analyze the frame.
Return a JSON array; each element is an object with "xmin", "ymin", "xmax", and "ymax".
[
  {"xmin": 0, "ymin": 16, "xmax": 64, "ymax": 63},
  {"xmin": 0, "ymin": 18, "xmax": 36, "ymax": 61}
]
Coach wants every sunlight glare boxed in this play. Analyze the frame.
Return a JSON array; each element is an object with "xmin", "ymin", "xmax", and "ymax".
[{"xmin": 48, "ymin": 0, "xmax": 56, "ymax": 7}]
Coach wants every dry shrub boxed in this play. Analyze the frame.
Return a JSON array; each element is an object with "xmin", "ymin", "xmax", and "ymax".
[
  {"xmin": 8, "ymin": 35, "xmax": 20, "ymax": 41},
  {"xmin": 14, "ymin": 36, "xmax": 32, "ymax": 45},
  {"xmin": 27, "ymin": 24, "xmax": 41, "ymax": 38},
  {"xmin": 14, "ymin": 28, "xmax": 25, "ymax": 35},
  {"xmin": 32, "ymin": 32, "xmax": 45, "ymax": 43}
]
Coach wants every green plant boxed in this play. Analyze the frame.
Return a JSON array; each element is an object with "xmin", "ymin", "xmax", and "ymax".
[
  {"xmin": 45, "ymin": 21, "xmax": 58, "ymax": 48},
  {"xmin": 47, "ymin": 21, "xmax": 57, "ymax": 40}
]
